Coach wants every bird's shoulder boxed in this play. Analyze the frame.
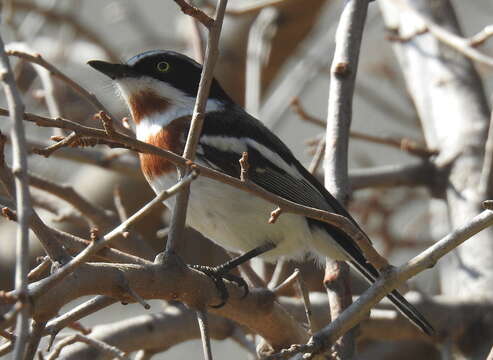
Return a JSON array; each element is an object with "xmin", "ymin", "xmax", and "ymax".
[{"xmin": 197, "ymin": 106, "xmax": 349, "ymax": 216}]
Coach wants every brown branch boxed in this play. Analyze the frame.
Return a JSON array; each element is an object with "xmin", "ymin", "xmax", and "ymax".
[
  {"xmin": 6, "ymin": 49, "xmax": 116, "ymax": 119},
  {"xmin": 164, "ymin": 0, "xmax": 228, "ymax": 255},
  {"xmin": 269, "ymin": 208, "xmax": 493, "ymax": 359},
  {"xmin": 46, "ymin": 333, "xmax": 127, "ymax": 360},
  {"xmin": 33, "ymin": 133, "xmax": 78, "ymax": 157},
  {"xmin": 48, "ymin": 305, "xmax": 255, "ymax": 359},
  {"xmin": 27, "ymin": 258, "xmax": 308, "ymax": 352},
  {"xmin": 44, "ymin": 296, "xmax": 117, "ymax": 337},
  {"xmin": 31, "ymin": 170, "xmax": 199, "ymax": 299},
  {"xmin": 292, "ymin": 97, "xmax": 436, "ymax": 158},
  {"xmin": 0, "ymin": 107, "xmax": 390, "ymax": 271},
  {"xmin": 173, "ymin": 0, "xmax": 214, "ymax": 29}
]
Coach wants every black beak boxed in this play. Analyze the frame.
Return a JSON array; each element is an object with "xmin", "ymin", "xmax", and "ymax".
[{"xmin": 87, "ymin": 60, "xmax": 135, "ymax": 80}]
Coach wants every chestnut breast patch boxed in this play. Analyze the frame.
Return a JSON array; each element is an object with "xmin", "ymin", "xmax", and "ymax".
[
  {"xmin": 129, "ymin": 90, "xmax": 170, "ymax": 124},
  {"xmin": 139, "ymin": 116, "xmax": 191, "ymax": 179}
]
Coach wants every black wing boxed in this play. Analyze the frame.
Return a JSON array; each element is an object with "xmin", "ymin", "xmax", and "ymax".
[{"xmin": 197, "ymin": 107, "xmax": 433, "ymax": 335}]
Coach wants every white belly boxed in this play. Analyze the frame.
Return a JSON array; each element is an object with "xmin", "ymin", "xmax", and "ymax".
[{"xmin": 149, "ymin": 172, "xmax": 347, "ymax": 262}]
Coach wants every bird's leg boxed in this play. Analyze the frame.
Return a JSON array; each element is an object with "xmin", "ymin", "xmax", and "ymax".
[{"xmin": 191, "ymin": 242, "xmax": 275, "ymax": 308}]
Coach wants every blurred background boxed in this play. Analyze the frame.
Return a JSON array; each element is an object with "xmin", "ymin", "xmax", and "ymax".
[{"xmin": 1, "ymin": 0, "xmax": 493, "ymax": 359}]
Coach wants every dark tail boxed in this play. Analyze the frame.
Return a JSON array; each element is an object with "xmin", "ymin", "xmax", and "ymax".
[
  {"xmin": 295, "ymin": 160, "xmax": 434, "ymax": 334},
  {"xmin": 349, "ymin": 259, "xmax": 434, "ymax": 335}
]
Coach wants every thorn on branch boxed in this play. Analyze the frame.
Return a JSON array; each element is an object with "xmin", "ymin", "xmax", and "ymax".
[
  {"xmin": 239, "ymin": 152, "xmax": 249, "ymax": 182},
  {"xmin": 173, "ymin": 0, "xmax": 215, "ymax": 29},
  {"xmin": 1, "ymin": 207, "xmax": 17, "ymax": 221},
  {"xmin": 95, "ymin": 111, "xmax": 117, "ymax": 137},
  {"xmin": 269, "ymin": 207, "xmax": 282, "ymax": 224},
  {"xmin": 33, "ymin": 132, "xmax": 78, "ymax": 157},
  {"xmin": 90, "ymin": 228, "xmax": 100, "ymax": 242},
  {"xmin": 118, "ymin": 272, "xmax": 151, "ymax": 310},
  {"xmin": 386, "ymin": 26, "xmax": 428, "ymax": 43},
  {"xmin": 333, "ymin": 62, "xmax": 351, "ymax": 78},
  {"xmin": 483, "ymin": 200, "xmax": 493, "ymax": 210}
]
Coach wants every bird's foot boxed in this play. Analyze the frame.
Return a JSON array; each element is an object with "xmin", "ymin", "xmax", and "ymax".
[{"xmin": 190, "ymin": 264, "xmax": 249, "ymax": 308}]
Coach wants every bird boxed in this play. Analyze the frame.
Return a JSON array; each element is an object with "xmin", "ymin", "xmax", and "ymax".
[{"xmin": 88, "ymin": 49, "xmax": 433, "ymax": 335}]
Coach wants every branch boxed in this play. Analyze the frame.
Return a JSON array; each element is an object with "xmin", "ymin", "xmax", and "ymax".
[
  {"xmin": 0, "ymin": 31, "xmax": 32, "ymax": 360},
  {"xmin": 48, "ymin": 305, "xmax": 250, "ymax": 359},
  {"xmin": 25, "ymin": 260, "xmax": 308, "ymax": 352},
  {"xmin": 173, "ymin": 0, "xmax": 214, "ymax": 29},
  {"xmin": 349, "ymin": 161, "xmax": 435, "ymax": 190},
  {"xmin": 6, "ymin": 48, "xmax": 116, "ymax": 121},
  {"xmin": 164, "ymin": 0, "xmax": 228, "ymax": 254},
  {"xmin": 31, "ymin": 170, "xmax": 198, "ymax": 299},
  {"xmin": 292, "ymin": 98, "xmax": 436, "ymax": 158},
  {"xmin": 323, "ymin": 1, "xmax": 371, "ymax": 358},
  {"xmin": 45, "ymin": 333, "xmax": 127, "ymax": 360},
  {"xmin": 0, "ymin": 107, "xmax": 390, "ymax": 271},
  {"xmin": 391, "ymin": 0, "xmax": 493, "ymax": 68},
  {"xmin": 268, "ymin": 207, "xmax": 493, "ymax": 359}
]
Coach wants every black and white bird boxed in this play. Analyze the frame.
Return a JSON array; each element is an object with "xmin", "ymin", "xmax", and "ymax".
[{"xmin": 88, "ymin": 50, "xmax": 433, "ymax": 335}]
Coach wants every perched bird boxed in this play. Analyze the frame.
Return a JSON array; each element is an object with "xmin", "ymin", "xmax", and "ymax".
[{"xmin": 88, "ymin": 50, "xmax": 433, "ymax": 334}]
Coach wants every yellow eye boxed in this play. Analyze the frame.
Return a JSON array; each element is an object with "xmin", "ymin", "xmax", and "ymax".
[{"xmin": 156, "ymin": 61, "xmax": 170, "ymax": 72}]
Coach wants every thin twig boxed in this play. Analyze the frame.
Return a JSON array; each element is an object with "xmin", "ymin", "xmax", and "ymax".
[
  {"xmin": 6, "ymin": 49, "xmax": 116, "ymax": 119},
  {"xmin": 308, "ymin": 138, "xmax": 326, "ymax": 174},
  {"xmin": 196, "ymin": 310, "xmax": 214, "ymax": 360},
  {"xmin": 480, "ymin": 107, "xmax": 493, "ymax": 197},
  {"xmin": 45, "ymin": 296, "xmax": 117, "ymax": 336},
  {"xmin": 239, "ymin": 152, "xmax": 249, "ymax": 182},
  {"xmin": 31, "ymin": 170, "xmax": 199, "ymax": 298},
  {"xmin": 33, "ymin": 133, "xmax": 78, "ymax": 157},
  {"xmin": 165, "ymin": 0, "xmax": 228, "ymax": 255},
  {"xmin": 295, "ymin": 269, "xmax": 315, "ymax": 334},
  {"xmin": 267, "ymin": 208, "xmax": 493, "ymax": 359},
  {"xmin": 272, "ymin": 269, "xmax": 299, "ymax": 294},
  {"xmin": 392, "ymin": 0, "xmax": 493, "ymax": 68},
  {"xmin": 0, "ymin": 31, "xmax": 32, "ymax": 360},
  {"xmin": 23, "ymin": 320, "xmax": 46, "ymax": 360},
  {"xmin": 27, "ymin": 257, "xmax": 51, "ymax": 281},
  {"xmin": 469, "ymin": 25, "xmax": 493, "ymax": 47},
  {"xmin": 113, "ymin": 185, "xmax": 128, "ymax": 222},
  {"xmin": 292, "ymin": 97, "xmax": 435, "ymax": 158},
  {"xmin": 189, "ymin": 17, "xmax": 206, "ymax": 63},
  {"xmin": 46, "ymin": 333, "xmax": 127, "ymax": 360},
  {"xmin": 324, "ymin": 1, "xmax": 371, "ymax": 358},
  {"xmin": 173, "ymin": 0, "xmax": 214, "ymax": 29},
  {"xmin": 245, "ymin": 6, "xmax": 279, "ymax": 116},
  {"xmin": 0, "ymin": 108, "xmax": 390, "ymax": 270}
]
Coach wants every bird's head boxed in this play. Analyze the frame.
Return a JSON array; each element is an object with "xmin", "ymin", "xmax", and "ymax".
[{"xmin": 88, "ymin": 50, "xmax": 231, "ymax": 124}]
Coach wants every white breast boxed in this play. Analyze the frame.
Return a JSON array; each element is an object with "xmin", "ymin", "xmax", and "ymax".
[{"xmin": 148, "ymin": 169, "xmax": 347, "ymax": 263}]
